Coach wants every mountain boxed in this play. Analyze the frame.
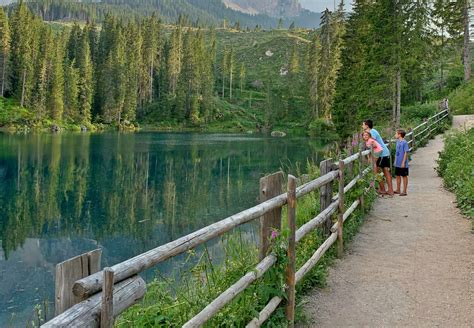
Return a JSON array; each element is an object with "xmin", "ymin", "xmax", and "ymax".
[{"xmin": 223, "ymin": 0, "xmax": 302, "ymax": 17}]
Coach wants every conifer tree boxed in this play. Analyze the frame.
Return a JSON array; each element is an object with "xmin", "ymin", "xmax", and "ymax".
[
  {"xmin": 76, "ymin": 27, "xmax": 94, "ymax": 123},
  {"xmin": 229, "ymin": 46, "xmax": 235, "ymax": 100},
  {"xmin": 307, "ymin": 34, "xmax": 319, "ymax": 119},
  {"xmin": 64, "ymin": 60, "xmax": 80, "ymax": 121},
  {"xmin": 10, "ymin": 0, "xmax": 34, "ymax": 107},
  {"xmin": 462, "ymin": 0, "xmax": 471, "ymax": 81},
  {"xmin": 239, "ymin": 63, "xmax": 246, "ymax": 95},
  {"xmin": 0, "ymin": 8, "xmax": 10, "ymax": 96},
  {"xmin": 48, "ymin": 35, "xmax": 64, "ymax": 121},
  {"xmin": 221, "ymin": 47, "xmax": 228, "ymax": 98}
]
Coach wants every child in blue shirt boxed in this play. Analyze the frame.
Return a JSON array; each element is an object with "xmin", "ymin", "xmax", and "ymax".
[{"xmin": 394, "ymin": 129, "xmax": 409, "ymax": 196}]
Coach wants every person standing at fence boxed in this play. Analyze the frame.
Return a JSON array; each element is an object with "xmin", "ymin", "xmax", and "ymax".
[
  {"xmin": 362, "ymin": 131, "xmax": 383, "ymax": 172},
  {"xmin": 394, "ymin": 129, "xmax": 409, "ymax": 196},
  {"xmin": 362, "ymin": 120, "xmax": 394, "ymax": 196}
]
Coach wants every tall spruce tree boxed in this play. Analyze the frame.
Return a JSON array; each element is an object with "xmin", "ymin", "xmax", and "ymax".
[
  {"xmin": 10, "ymin": 0, "xmax": 34, "ymax": 107},
  {"xmin": 48, "ymin": 34, "xmax": 64, "ymax": 120},
  {"xmin": 0, "ymin": 8, "xmax": 10, "ymax": 97}
]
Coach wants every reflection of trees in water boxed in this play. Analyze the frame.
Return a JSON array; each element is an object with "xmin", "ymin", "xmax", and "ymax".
[{"xmin": 0, "ymin": 133, "xmax": 331, "ymax": 258}]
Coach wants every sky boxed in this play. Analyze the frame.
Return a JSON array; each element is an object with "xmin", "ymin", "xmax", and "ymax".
[{"xmin": 300, "ymin": 0, "xmax": 352, "ymax": 13}]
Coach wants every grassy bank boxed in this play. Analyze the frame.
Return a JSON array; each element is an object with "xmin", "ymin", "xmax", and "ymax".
[
  {"xmin": 447, "ymin": 80, "xmax": 474, "ymax": 115},
  {"xmin": 117, "ymin": 161, "xmax": 377, "ymax": 327},
  {"xmin": 437, "ymin": 127, "xmax": 474, "ymax": 227}
]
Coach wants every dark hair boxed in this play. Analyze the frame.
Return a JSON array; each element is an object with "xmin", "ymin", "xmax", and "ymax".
[
  {"xmin": 397, "ymin": 129, "xmax": 406, "ymax": 138},
  {"xmin": 363, "ymin": 120, "xmax": 373, "ymax": 129}
]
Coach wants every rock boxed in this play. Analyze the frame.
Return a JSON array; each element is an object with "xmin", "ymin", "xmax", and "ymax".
[
  {"xmin": 51, "ymin": 124, "xmax": 61, "ymax": 133},
  {"xmin": 246, "ymin": 130, "xmax": 254, "ymax": 134},
  {"xmin": 265, "ymin": 50, "xmax": 274, "ymax": 57},
  {"xmin": 271, "ymin": 131, "xmax": 286, "ymax": 137},
  {"xmin": 80, "ymin": 125, "xmax": 88, "ymax": 132}
]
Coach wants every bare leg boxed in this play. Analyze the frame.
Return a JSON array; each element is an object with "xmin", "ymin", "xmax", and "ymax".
[
  {"xmin": 383, "ymin": 167, "xmax": 394, "ymax": 195},
  {"xmin": 402, "ymin": 176, "xmax": 408, "ymax": 194},
  {"xmin": 395, "ymin": 176, "xmax": 401, "ymax": 193},
  {"xmin": 376, "ymin": 165, "xmax": 387, "ymax": 193}
]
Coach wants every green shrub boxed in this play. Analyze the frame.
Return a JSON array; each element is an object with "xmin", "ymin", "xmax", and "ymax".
[
  {"xmin": 437, "ymin": 128, "xmax": 474, "ymax": 223},
  {"xmin": 400, "ymin": 102, "xmax": 437, "ymax": 127},
  {"xmin": 448, "ymin": 80, "xmax": 474, "ymax": 115}
]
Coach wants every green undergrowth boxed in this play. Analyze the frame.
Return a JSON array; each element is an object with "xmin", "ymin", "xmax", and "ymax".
[
  {"xmin": 437, "ymin": 127, "xmax": 474, "ymax": 226},
  {"xmin": 448, "ymin": 80, "xmax": 474, "ymax": 115},
  {"xmin": 0, "ymin": 97, "xmax": 101, "ymax": 132},
  {"xmin": 117, "ymin": 159, "xmax": 377, "ymax": 327}
]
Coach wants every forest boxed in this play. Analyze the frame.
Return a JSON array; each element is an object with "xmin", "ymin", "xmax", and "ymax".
[{"xmin": 0, "ymin": 0, "xmax": 471, "ymax": 136}]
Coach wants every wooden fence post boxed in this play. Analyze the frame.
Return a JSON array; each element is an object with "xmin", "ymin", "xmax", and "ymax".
[
  {"xmin": 337, "ymin": 160, "xmax": 345, "ymax": 258},
  {"xmin": 358, "ymin": 144, "xmax": 364, "ymax": 214},
  {"xmin": 101, "ymin": 268, "xmax": 114, "ymax": 328},
  {"xmin": 319, "ymin": 159, "xmax": 333, "ymax": 234},
  {"xmin": 285, "ymin": 175, "xmax": 297, "ymax": 327},
  {"xmin": 55, "ymin": 249, "xmax": 102, "ymax": 315},
  {"xmin": 259, "ymin": 171, "xmax": 284, "ymax": 260}
]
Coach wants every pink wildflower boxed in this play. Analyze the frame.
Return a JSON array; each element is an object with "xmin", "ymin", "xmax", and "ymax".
[
  {"xmin": 352, "ymin": 139, "xmax": 357, "ymax": 147},
  {"xmin": 370, "ymin": 181, "xmax": 375, "ymax": 188},
  {"xmin": 271, "ymin": 230, "xmax": 278, "ymax": 240}
]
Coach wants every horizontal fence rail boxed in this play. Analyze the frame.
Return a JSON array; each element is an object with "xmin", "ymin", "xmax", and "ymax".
[{"xmin": 42, "ymin": 108, "xmax": 450, "ymax": 327}]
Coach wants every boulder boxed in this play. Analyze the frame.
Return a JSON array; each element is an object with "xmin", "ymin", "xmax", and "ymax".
[{"xmin": 271, "ymin": 131, "xmax": 286, "ymax": 137}]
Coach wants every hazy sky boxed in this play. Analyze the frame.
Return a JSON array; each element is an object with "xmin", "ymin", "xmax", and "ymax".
[{"xmin": 300, "ymin": 0, "xmax": 352, "ymax": 13}]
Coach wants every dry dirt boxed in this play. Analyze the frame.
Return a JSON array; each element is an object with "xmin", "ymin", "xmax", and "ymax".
[{"xmin": 298, "ymin": 115, "xmax": 474, "ymax": 328}]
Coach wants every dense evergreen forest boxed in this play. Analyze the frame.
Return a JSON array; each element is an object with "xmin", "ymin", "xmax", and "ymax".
[
  {"xmin": 6, "ymin": 0, "xmax": 321, "ymax": 28},
  {"xmin": 0, "ymin": 0, "xmax": 471, "ymax": 135}
]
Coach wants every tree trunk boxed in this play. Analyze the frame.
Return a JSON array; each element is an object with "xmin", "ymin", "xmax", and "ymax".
[
  {"xmin": 1, "ymin": 54, "xmax": 6, "ymax": 97},
  {"xmin": 392, "ymin": 73, "xmax": 397, "ymax": 128},
  {"xmin": 149, "ymin": 58, "xmax": 154, "ymax": 103},
  {"xmin": 229, "ymin": 67, "xmax": 233, "ymax": 100},
  {"xmin": 222, "ymin": 74, "xmax": 225, "ymax": 98},
  {"xmin": 440, "ymin": 26, "xmax": 445, "ymax": 92},
  {"xmin": 463, "ymin": 0, "xmax": 471, "ymax": 82},
  {"xmin": 396, "ymin": 68, "xmax": 401, "ymax": 128},
  {"xmin": 20, "ymin": 69, "xmax": 27, "ymax": 107}
]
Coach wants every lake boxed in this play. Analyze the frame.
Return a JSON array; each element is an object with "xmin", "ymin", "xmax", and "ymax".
[{"xmin": 0, "ymin": 132, "xmax": 333, "ymax": 326}]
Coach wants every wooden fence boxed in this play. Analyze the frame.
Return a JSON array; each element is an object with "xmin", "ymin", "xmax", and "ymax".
[{"xmin": 41, "ymin": 109, "xmax": 450, "ymax": 328}]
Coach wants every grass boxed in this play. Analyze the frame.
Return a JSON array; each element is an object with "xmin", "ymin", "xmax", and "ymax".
[
  {"xmin": 447, "ymin": 79, "xmax": 474, "ymax": 115},
  {"xmin": 437, "ymin": 127, "xmax": 474, "ymax": 227}
]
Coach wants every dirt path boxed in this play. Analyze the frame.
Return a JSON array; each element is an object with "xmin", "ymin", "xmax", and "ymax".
[{"xmin": 298, "ymin": 116, "xmax": 474, "ymax": 328}]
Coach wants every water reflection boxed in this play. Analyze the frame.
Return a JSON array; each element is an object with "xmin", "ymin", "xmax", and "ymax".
[{"xmin": 0, "ymin": 132, "xmax": 332, "ymax": 326}]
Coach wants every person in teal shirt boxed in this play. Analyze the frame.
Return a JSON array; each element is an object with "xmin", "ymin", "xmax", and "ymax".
[{"xmin": 362, "ymin": 119, "xmax": 394, "ymax": 196}]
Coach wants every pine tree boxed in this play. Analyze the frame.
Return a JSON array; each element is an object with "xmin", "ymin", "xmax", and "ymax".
[
  {"xmin": 167, "ymin": 26, "xmax": 183, "ymax": 97},
  {"xmin": 64, "ymin": 60, "xmax": 79, "ymax": 121},
  {"xmin": 48, "ymin": 34, "xmax": 64, "ymax": 121},
  {"xmin": 462, "ymin": 0, "xmax": 471, "ymax": 81},
  {"xmin": 141, "ymin": 14, "xmax": 161, "ymax": 104},
  {"xmin": 9, "ymin": 0, "xmax": 34, "ymax": 107},
  {"xmin": 239, "ymin": 63, "xmax": 246, "ymax": 95},
  {"xmin": 76, "ymin": 27, "xmax": 94, "ymax": 123},
  {"xmin": 287, "ymin": 41, "xmax": 300, "ymax": 119},
  {"xmin": 307, "ymin": 34, "xmax": 319, "ymax": 119},
  {"xmin": 0, "ymin": 7, "xmax": 10, "ymax": 96},
  {"xmin": 177, "ymin": 31, "xmax": 199, "ymax": 124},
  {"xmin": 221, "ymin": 48, "xmax": 228, "ymax": 98},
  {"xmin": 229, "ymin": 46, "xmax": 235, "ymax": 100},
  {"xmin": 122, "ymin": 22, "xmax": 141, "ymax": 122},
  {"xmin": 32, "ymin": 25, "xmax": 53, "ymax": 119}
]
